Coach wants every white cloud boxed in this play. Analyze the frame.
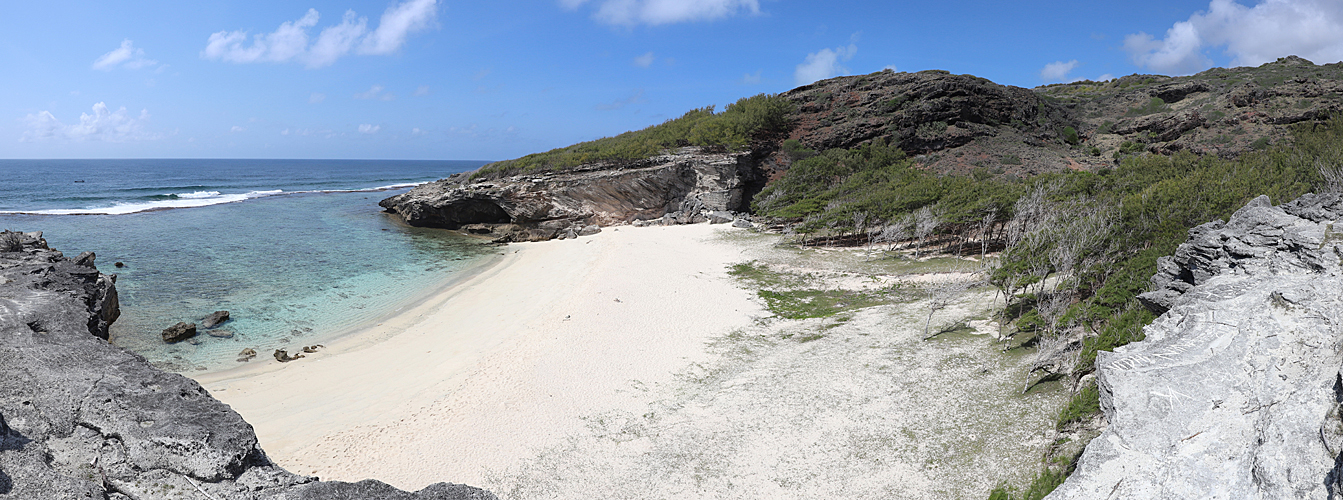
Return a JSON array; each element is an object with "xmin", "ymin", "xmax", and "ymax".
[
  {"xmin": 354, "ymin": 85, "xmax": 395, "ymax": 101},
  {"xmin": 21, "ymin": 102, "xmax": 159, "ymax": 142},
  {"xmin": 1124, "ymin": 0, "xmax": 1343, "ymax": 75},
  {"xmin": 795, "ymin": 43, "xmax": 857, "ymax": 86},
  {"xmin": 1096, "ymin": 73, "xmax": 1115, "ymax": 82},
  {"xmin": 231, "ymin": 126, "xmax": 246, "ymax": 132},
  {"xmin": 360, "ymin": 0, "xmax": 437, "ymax": 54},
  {"xmin": 309, "ymin": 92, "xmax": 326, "ymax": 103},
  {"xmin": 201, "ymin": 0, "xmax": 437, "ymax": 68},
  {"xmin": 92, "ymin": 39, "xmax": 158, "ymax": 71},
  {"xmin": 412, "ymin": 127, "xmax": 426, "ymax": 135},
  {"xmin": 633, "ymin": 51, "xmax": 655, "ymax": 67},
  {"xmin": 281, "ymin": 128, "xmax": 290, "ymax": 135},
  {"xmin": 415, "ymin": 85, "xmax": 431, "ymax": 96},
  {"xmin": 358, "ymin": 124, "xmax": 381, "ymax": 134},
  {"xmin": 563, "ymin": 0, "xmax": 759, "ymax": 26},
  {"xmin": 883, "ymin": 65, "xmax": 898, "ymax": 72},
  {"xmin": 740, "ymin": 70, "xmax": 761, "ymax": 84},
  {"xmin": 1040, "ymin": 60, "xmax": 1080, "ymax": 82}
]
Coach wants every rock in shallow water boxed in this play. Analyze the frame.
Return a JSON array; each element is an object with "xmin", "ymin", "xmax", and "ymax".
[
  {"xmin": 162, "ymin": 321, "xmax": 197, "ymax": 343},
  {"xmin": 203, "ymin": 310, "xmax": 231, "ymax": 328},
  {"xmin": 1049, "ymin": 193, "xmax": 1343, "ymax": 499}
]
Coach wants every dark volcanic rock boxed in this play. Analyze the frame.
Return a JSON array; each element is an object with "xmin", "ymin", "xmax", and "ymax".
[
  {"xmin": 162, "ymin": 321, "xmax": 198, "ymax": 343},
  {"xmin": 0, "ymin": 232, "xmax": 497, "ymax": 500},
  {"xmin": 1050, "ymin": 193, "xmax": 1343, "ymax": 499},
  {"xmin": 203, "ymin": 310, "xmax": 231, "ymax": 328}
]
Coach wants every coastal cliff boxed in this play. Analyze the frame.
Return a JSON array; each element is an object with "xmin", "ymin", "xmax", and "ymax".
[
  {"xmin": 0, "ymin": 231, "xmax": 496, "ymax": 500},
  {"xmin": 380, "ymin": 148, "xmax": 754, "ymax": 241},
  {"xmin": 1047, "ymin": 193, "xmax": 1343, "ymax": 499}
]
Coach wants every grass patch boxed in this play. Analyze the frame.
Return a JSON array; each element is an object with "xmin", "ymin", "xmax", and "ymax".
[
  {"xmin": 1056, "ymin": 380, "xmax": 1101, "ymax": 430},
  {"xmin": 757, "ymin": 289, "xmax": 886, "ymax": 319}
]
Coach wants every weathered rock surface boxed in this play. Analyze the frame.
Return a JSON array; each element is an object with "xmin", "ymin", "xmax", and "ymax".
[
  {"xmin": 203, "ymin": 310, "xmax": 231, "ymax": 328},
  {"xmin": 380, "ymin": 148, "xmax": 753, "ymax": 240},
  {"xmin": 0, "ymin": 231, "xmax": 496, "ymax": 499},
  {"xmin": 1048, "ymin": 193, "xmax": 1343, "ymax": 499},
  {"xmin": 161, "ymin": 321, "xmax": 197, "ymax": 343}
]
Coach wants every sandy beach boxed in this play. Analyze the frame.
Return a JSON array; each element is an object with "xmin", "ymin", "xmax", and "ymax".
[{"xmin": 194, "ymin": 223, "xmax": 764, "ymax": 490}]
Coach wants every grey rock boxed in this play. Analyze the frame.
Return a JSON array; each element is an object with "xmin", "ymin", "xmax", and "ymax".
[
  {"xmin": 1049, "ymin": 193, "xmax": 1343, "ymax": 500},
  {"xmin": 732, "ymin": 218, "xmax": 754, "ymax": 229},
  {"xmin": 708, "ymin": 211, "xmax": 734, "ymax": 224},
  {"xmin": 203, "ymin": 310, "xmax": 231, "ymax": 328},
  {"xmin": 162, "ymin": 321, "xmax": 197, "ymax": 343},
  {"xmin": 380, "ymin": 148, "xmax": 749, "ymax": 238},
  {"xmin": 1, "ymin": 235, "xmax": 497, "ymax": 499},
  {"xmin": 578, "ymin": 224, "xmax": 601, "ymax": 236}
]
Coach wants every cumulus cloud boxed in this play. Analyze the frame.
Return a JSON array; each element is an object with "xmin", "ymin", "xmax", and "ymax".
[
  {"xmin": 563, "ymin": 0, "xmax": 759, "ymax": 26},
  {"xmin": 1040, "ymin": 60, "xmax": 1080, "ymax": 82},
  {"xmin": 633, "ymin": 51, "xmax": 655, "ymax": 67},
  {"xmin": 795, "ymin": 43, "xmax": 857, "ymax": 86},
  {"xmin": 354, "ymin": 85, "xmax": 395, "ymax": 101},
  {"xmin": 92, "ymin": 39, "xmax": 158, "ymax": 71},
  {"xmin": 739, "ymin": 70, "xmax": 761, "ymax": 84},
  {"xmin": 358, "ymin": 124, "xmax": 381, "ymax": 134},
  {"xmin": 883, "ymin": 65, "xmax": 898, "ymax": 72},
  {"xmin": 21, "ymin": 102, "xmax": 158, "ymax": 142},
  {"xmin": 201, "ymin": 0, "xmax": 437, "ymax": 68},
  {"xmin": 1125, "ymin": 0, "xmax": 1343, "ymax": 75}
]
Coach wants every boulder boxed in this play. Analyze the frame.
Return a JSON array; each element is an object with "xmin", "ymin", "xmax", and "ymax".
[
  {"xmin": 161, "ymin": 321, "xmax": 197, "ymax": 343},
  {"xmin": 203, "ymin": 310, "xmax": 231, "ymax": 328},
  {"xmin": 578, "ymin": 224, "xmax": 601, "ymax": 236},
  {"xmin": 732, "ymin": 218, "xmax": 754, "ymax": 229},
  {"xmin": 708, "ymin": 211, "xmax": 734, "ymax": 224},
  {"xmin": 273, "ymin": 349, "xmax": 304, "ymax": 362},
  {"xmin": 207, "ymin": 329, "xmax": 234, "ymax": 339}
]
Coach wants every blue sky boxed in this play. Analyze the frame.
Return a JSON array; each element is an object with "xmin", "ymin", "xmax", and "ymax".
[{"xmin": 4, "ymin": 0, "xmax": 1342, "ymax": 160}]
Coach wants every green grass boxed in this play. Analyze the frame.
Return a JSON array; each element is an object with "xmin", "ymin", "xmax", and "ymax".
[
  {"xmin": 757, "ymin": 289, "xmax": 887, "ymax": 320},
  {"xmin": 1056, "ymin": 381, "xmax": 1101, "ymax": 430}
]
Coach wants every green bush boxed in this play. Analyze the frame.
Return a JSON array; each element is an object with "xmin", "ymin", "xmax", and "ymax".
[
  {"xmin": 1062, "ymin": 126, "xmax": 1080, "ymax": 145},
  {"xmin": 1056, "ymin": 381, "xmax": 1101, "ymax": 430}
]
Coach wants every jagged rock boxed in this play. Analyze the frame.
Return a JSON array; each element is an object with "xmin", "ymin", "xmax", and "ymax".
[
  {"xmin": 0, "ymin": 238, "xmax": 497, "ymax": 499},
  {"xmin": 208, "ymin": 329, "xmax": 235, "ymax": 339},
  {"xmin": 162, "ymin": 321, "xmax": 197, "ymax": 343},
  {"xmin": 379, "ymin": 148, "xmax": 750, "ymax": 238},
  {"xmin": 708, "ymin": 211, "xmax": 734, "ymax": 224},
  {"xmin": 238, "ymin": 348, "xmax": 257, "ymax": 362},
  {"xmin": 203, "ymin": 310, "xmax": 231, "ymax": 328},
  {"xmin": 578, "ymin": 224, "xmax": 601, "ymax": 236},
  {"xmin": 1049, "ymin": 193, "xmax": 1343, "ymax": 499},
  {"xmin": 732, "ymin": 218, "xmax": 754, "ymax": 229}
]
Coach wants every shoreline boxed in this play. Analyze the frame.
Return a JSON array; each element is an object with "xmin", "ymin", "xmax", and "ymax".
[{"xmin": 192, "ymin": 223, "xmax": 765, "ymax": 489}]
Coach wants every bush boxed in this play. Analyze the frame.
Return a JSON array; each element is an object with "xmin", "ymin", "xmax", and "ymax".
[
  {"xmin": 1062, "ymin": 126, "xmax": 1080, "ymax": 145},
  {"xmin": 0, "ymin": 231, "xmax": 22, "ymax": 252}
]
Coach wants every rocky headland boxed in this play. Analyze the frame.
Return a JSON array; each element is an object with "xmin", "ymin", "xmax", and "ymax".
[
  {"xmin": 383, "ymin": 57, "xmax": 1343, "ymax": 240},
  {"xmin": 1048, "ymin": 193, "xmax": 1343, "ymax": 498},
  {"xmin": 0, "ymin": 231, "xmax": 495, "ymax": 499}
]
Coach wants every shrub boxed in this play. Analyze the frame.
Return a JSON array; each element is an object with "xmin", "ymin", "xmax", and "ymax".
[
  {"xmin": 0, "ymin": 231, "xmax": 22, "ymax": 252},
  {"xmin": 1062, "ymin": 126, "xmax": 1080, "ymax": 145}
]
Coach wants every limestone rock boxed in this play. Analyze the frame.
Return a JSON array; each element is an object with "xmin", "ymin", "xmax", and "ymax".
[
  {"xmin": 203, "ymin": 310, "xmax": 231, "ymax": 328},
  {"xmin": 1048, "ymin": 193, "xmax": 1343, "ymax": 499},
  {"xmin": 162, "ymin": 321, "xmax": 197, "ymax": 343},
  {"xmin": 578, "ymin": 224, "xmax": 601, "ymax": 236},
  {"xmin": 380, "ymin": 148, "xmax": 750, "ymax": 238},
  {"xmin": 0, "ymin": 236, "xmax": 498, "ymax": 499}
]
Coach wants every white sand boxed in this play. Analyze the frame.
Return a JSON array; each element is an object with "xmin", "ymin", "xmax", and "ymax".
[{"xmin": 193, "ymin": 223, "xmax": 763, "ymax": 490}]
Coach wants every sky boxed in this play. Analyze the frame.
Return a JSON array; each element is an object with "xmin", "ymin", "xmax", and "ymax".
[{"xmin": 4, "ymin": 0, "xmax": 1342, "ymax": 160}]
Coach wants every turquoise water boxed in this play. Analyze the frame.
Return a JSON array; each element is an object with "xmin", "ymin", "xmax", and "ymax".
[{"xmin": 0, "ymin": 159, "xmax": 493, "ymax": 372}]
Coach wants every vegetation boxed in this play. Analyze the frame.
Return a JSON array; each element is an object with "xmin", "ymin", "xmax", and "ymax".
[
  {"xmin": 751, "ymin": 116, "xmax": 1343, "ymax": 496},
  {"xmin": 0, "ymin": 231, "xmax": 22, "ymax": 252},
  {"xmin": 472, "ymin": 94, "xmax": 794, "ymax": 179},
  {"xmin": 728, "ymin": 261, "xmax": 901, "ymax": 319}
]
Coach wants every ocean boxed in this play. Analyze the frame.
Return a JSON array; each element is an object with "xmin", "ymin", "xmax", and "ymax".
[{"xmin": 0, "ymin": 159, "xmax": 493, "ymax": 373}]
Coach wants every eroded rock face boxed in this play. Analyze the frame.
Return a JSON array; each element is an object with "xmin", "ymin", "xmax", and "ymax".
[
  {"xmin": 1048, "ymin": 193, "xmax": 1343, "ymax": 499},
  {"xmin": 380, "ymin": 148, "xmax": 750, "ymax": 240},
  {"xmin": 0, "ymin": 231, "xmax": 496, "ymax": 500}
]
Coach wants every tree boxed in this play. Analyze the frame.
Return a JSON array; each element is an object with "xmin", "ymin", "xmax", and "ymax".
[{"xmin": 913, "ymin": 205, "xmax": 941, "ymax": 258}]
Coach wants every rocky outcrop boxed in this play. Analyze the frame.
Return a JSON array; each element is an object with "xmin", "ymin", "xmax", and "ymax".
[
  {"xmin": 380, "ymin": 148, "xmax": 752, "ymax": 240},
  {"xmin": 1048, "ymin": 193, "xmax": 1343, "ymax": 499},
  {"xmin": 0, "ymin": 231, "xmax": 496, "ymax": 500}
]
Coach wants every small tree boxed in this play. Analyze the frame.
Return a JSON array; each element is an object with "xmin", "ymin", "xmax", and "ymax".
[{"xmin": 913, "ymin": 205, "xmax": 941, "ymax": 258}]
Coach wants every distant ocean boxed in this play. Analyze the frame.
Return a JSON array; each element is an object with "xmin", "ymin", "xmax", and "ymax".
[{"xmin": 0, "ymin": 159, "xmax": 493, "ymax": 373}]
